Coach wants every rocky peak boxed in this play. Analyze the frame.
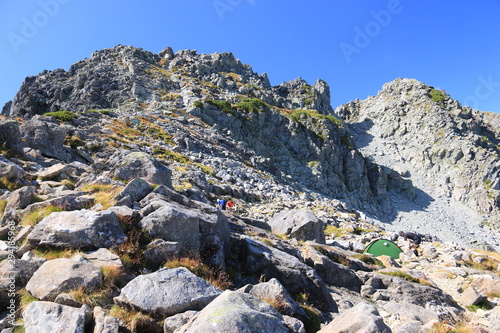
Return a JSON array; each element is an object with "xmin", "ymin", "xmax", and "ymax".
[{"xmin": 337, "ymin": 77, "xmax": 500, "ymax": 243}]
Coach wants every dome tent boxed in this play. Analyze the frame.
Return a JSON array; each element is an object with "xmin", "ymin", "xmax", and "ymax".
[{"xmin": 363, "ymin": 239, "xmax": 403, "ymax": 259}]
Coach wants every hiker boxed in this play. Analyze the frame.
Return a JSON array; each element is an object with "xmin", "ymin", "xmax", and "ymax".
[
  {"xmin": 217, "ymin": 198, "xmax": 226, "ymax": 210},
  {"xmin": 226, "ymin": 200, "xmax": 236, "ymax": 211},
  {"xmin": 391, "ymin": 231, "xmax": 422, "ymax": 256}
]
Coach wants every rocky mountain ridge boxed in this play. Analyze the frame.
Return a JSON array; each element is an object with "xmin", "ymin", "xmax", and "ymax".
[{"xmin": 0, "ymin": 44, "xmax": 499, "ymax": 332}]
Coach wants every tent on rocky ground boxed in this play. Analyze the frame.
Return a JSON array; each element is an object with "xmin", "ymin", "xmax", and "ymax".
[{"xmin": 363, "ymin": 239, "xmax": 403, "ymax": 259}]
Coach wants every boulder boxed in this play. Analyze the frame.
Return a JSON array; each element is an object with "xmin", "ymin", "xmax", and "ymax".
[
  {"xmin": 114, "ymin": 178, "xmax": 153, "ymax": 203},
  {"xmin": 163, "ymin": 311, "xmax": 198, "ymax": 333},
  {"xmin": 110, "ymin": 152, "xmax": 172, "ymax": 187},
  {"xmin": 470, "ymin": 274, "xmax": 500, "ymax": 296},
  {"xmin": 22, "ymin": 195, "xmax": 95, "ymax": 214},
  {"xmin": 82, "ymin": 248, "xmax": 123, "ymax": 269},
  {"xmin": 318, "ymin": 302, "xmax": 392, "ymax": 333},
  {"xmin": 176, "ymin": 291, "xmax": 291, "ymax": 333},
  {"xmin": 27, "ymin": 210, "xmax": 126, "ymax": 249},
  {"xmin": 26, "ymin": 258, "xmax": 103, "ymax": 301},
  {"xmin": 0, "ymin": 259, "xmax": 42, "ymax": 309},
  {"xmin": 19, "ymin": 115, "xmax": 71, "ymax": 162},
  {"xmin": 113, "ymin": 267, "xmax": 222, "ymax": 316},
  {"xmin": 268, "ymin": 208, "xmax": 325, "ymax": 243},
  {"xmin": 0, "ymin": 156, "xmax": 27, "ymax": 184},
  {"xmin": 5, "ymin": 186, "xmax": 36, "ymax": 211},
  {"xmin": 143, "ymin": 239, "xmax": 180, "ymax": 270},
  {"xmin": 139, "ymin": 201, "xmax": 200, "ymax": 254},
  {"xmin": 301, "ymin": 245, "xmax": 363, "ymax": 290},
  {"xmin": 140, "ymin": 200, "xmax": 229, "ymax": 268},
  {"xmin": 93, "ymin": 306, "xmax": 120, "ymax": 333},
  {"xmin": 37, "ymin": 163, "xmax": 73, "ymax": 180},
  {"xmin": 460, "ymin": 287, "xmax": 487, "ymax": 306},
  {"xmin": 23, "ymin": 301, "xmax": 88, "ymax": 333},
  {"xmin": 0, "ymin": 120, "xmax": 23, "ymax": 155},
  {"xmin": 382, "ymin": 302, "xmax": 439, "ymax": 326},
  {"xmin": 239, "ymin": 278, "xmax": 308, "ymax": 321},
  {"xmin": 229, "ymin": 235, "xmax": 337, "ymax": 312}
]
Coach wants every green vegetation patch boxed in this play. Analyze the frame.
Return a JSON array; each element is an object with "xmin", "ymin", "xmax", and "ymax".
[
  {"xmin": 43, "ymin": 110, "xmax": 78, "ymax": 122},
  {"xmin": 21, "ymin": 205, "xmax": 63, "ymax": 226},
  {"xmin": 430, "ymin": 89, "xmax": 446, "ymax": 102},
  {"xmin": 193, "ymin": 100, "xmax": 204, "ymax": 109},
  {"xmin": 467, "ymin": 300, "xmax": 493, "ymax": 312},
  {"xmin": 204, "ymin": 99, "xmax": 234, "ymax": 115},
  {"xmin": 289, "ymin": 109, "xmax": 343, "ymax": 126},
  {"xmin": 235, "ymin": 98, "xmax": 269, "ymax": 113}
]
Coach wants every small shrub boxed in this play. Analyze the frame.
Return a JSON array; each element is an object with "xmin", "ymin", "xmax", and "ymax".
[
  {"xmin": 21, "ymin": 205, "xmax": 63, "ymax": 226},
  {"xmin": 204, "ymin": 99, "xmax": 234, "ymax": 115},
  {"xmin": 42, "ymin": 110, "xmax": 77, "ymax": 122},
  {"xmin": 430, "ymin": 89, "xmax": 446, "ymax": 102}
]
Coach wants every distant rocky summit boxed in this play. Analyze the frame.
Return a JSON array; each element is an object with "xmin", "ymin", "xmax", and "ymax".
[{"xmin": 0, "ymin": 45, "xmax": 499, "ymax": 332}]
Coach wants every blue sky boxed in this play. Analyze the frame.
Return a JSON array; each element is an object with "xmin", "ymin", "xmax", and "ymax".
[{"xmin": 1, "ymin": 0, "xmax": 499, "ymax": 113}]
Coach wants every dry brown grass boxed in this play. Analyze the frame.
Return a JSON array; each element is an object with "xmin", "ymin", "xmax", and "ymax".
[{"xmin": 164, "ymin": 255, "xmax": 230, "ymax": 290}]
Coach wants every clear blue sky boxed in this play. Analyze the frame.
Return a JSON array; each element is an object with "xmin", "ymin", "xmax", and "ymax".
[{"xmin": 1, "ymin": 0, "xmax": 499, "ymax": 113}]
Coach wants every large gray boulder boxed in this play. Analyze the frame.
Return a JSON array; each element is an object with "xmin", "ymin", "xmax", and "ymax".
[
  {"xmin": 0, "ymin": 259, "xmax": 42, "ymax": 309},
  {"xmin": 113, "ymin": 267, "xmax": 222, "ymax": 316},
  {"xmin": 139, "ymin": 201, "xmax": 200, "ymax": 254},
  {"xmin": 114, "ymin": 178, "xmax": 153, "ymax": 203},
  {"xmin": 111, "ymin": 152, "xmax": 172, "ymax": 187},
  {"xmin": 239, "ymin": 278, "xmax": 308, "ymax": 322},
  {"xmin": 26, "ymin": 210, "xmax": 126, "ymax": 249},
  {"xmin": 230, "ymin": 235, "xmax": 337, "ymax": 312},
  {"xmin": 19, "ymin": 115, "xmax": 71, "ymax": 161},
  {"xmin": 5, "ymin": 186, "xmax": 36, "ymax": 211},
  {"xmin": 268, "ymin": 208, "xmax": 325, "ymax": 243},
  {"xmin": 23, "ymin": 301, "xmax": 88, "ymax": 333},
  {"xmin": 301, "ymin": 245, "xmax": 363, "ymax": 290},
  {"xmin": 0, "ymin": 119, "xmax": 23, "ymax": 155},
  {"xmin": 140, "ymin": 200, "xmax": 229, "ymax": 268},
  {"xmin": 318, "ymin": 302, "xmax": 392, "ymax": 333},
  {"xmin": 176, "ymin": 291, "xmax": 291, "ymax": 333},
  {"xmin": 26, "ymin": 258, "xmax": 103, "ymax": 301}
]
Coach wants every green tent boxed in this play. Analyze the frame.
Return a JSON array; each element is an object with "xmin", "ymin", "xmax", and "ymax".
[{"xmin": 363, "ymin": 239, "xmax": 403, "ymax": 259}]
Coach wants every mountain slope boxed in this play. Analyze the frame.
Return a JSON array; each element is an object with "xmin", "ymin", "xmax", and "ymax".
[{"xmin": 337, "ymin": 78, "xmax": 500, "ymax": 249}]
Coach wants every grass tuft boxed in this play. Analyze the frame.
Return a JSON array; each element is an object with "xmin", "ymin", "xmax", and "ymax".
[
  {"xmin": 164, "ymin": 255, "xmax": 230, "ymax": 290},
  {"xmin": 21, "ymin": 205, "xmax": 63, "ymax": 226}
]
